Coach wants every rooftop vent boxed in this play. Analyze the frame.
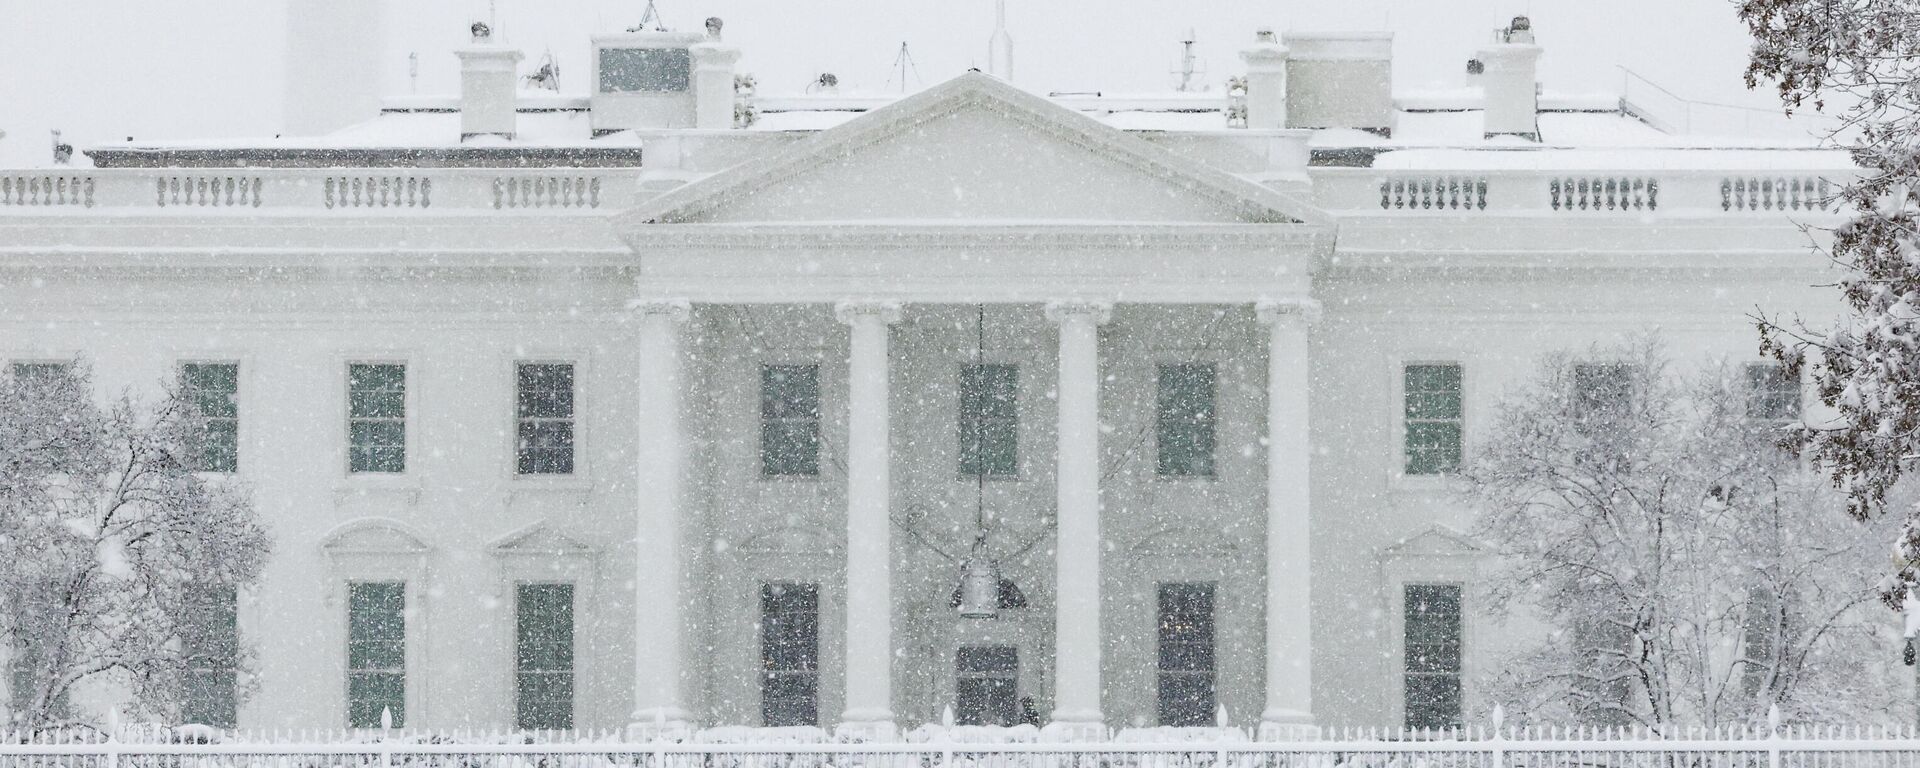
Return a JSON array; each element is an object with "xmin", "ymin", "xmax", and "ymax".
[
  {"xmin": 1283, "ymin": 31, "xmax": 1393, "ymax": 134},
  {"xmin": 590, "ymin": 22, "xmax": 739, "ymax": 133}
]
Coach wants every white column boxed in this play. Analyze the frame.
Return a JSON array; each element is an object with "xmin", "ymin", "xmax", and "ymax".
[
  {"xmin": 1256, "ymin": 298, "xmax": 1322, "ymax": 739},
  {"xmin": 834, "ymin": 300, "xmax": 903, "ymax": 740},
  {"xmin": 629, "ymin": 298, "xmax": 693, "ymax": 736},
  {"xmin": 1044, "ymin": 299, "xmax": 1112, "ymax": 738}
]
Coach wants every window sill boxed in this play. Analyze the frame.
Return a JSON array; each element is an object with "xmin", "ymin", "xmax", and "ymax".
[
  {"xmin": 1388, "ymin": 471, "xmax": 1463, "ymax": 494},
  {"xmin": 1152, "ymin": 472, "xmax": 1221, "ymax": 483},
  {"xmin": 334, "ymin": 474, "xmax": 423, "ymax": 506},
  {"xmin": 757, "ymin": 472, "xmax": 826, "ymax": 483},
  {"xmin": 509, "ymin": 473, "xmax": 593, "ymax": 490}
]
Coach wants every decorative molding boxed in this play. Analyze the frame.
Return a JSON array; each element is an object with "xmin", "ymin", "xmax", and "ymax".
[
  {"xmin": 625, "ymin": 297, "xmax": 692, "ymax": 322},
  {"xmin": 1043, "ymin": 299, "xmax": 1114, "ymax": 325},
  {"xmin": 318, "ymin": 516, "xmax": 433, "ymax": 556},
  {"xmin": 619, "ymin": 72, "xmax": 1331, "ymax": 227},
  {"xmin": 833, "ymin": 299, "xmax": 903, "ymax": 326},
  {"xmin": 1255, "ymin": 297, "xmax": 1324, "ymax": 327}
]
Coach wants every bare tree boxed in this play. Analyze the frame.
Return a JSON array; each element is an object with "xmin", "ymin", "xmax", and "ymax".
[
  {"xmin": 1465, "ymin": 338, "xmax": 1897, "ymax": 728},
  {"xmin": 1741, "ymin": 0, "xmax": 1920, "ymax": 605},
  {"xmin": 0, "ymin": 361, "xmax": 270, "ymax": 732}
]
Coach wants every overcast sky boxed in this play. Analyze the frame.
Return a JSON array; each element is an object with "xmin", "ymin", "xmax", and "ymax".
[{"xmin": 0, "ymin": 0, "xmax": 1794, "ymax": 166}]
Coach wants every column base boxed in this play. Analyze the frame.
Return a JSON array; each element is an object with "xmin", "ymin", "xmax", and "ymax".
[
  {"xmin": 1257, "ymin": 710, "xmax": 1320, "ymax": 741},
  {"xmin": 627, "ymin": 709, "xmax": 694, "ymax": 742},
  {"xmin": 833, "ymin": 719, "xmax": 898, "ymax": 742},
  {"xmin": 1038, "ymin": 719, "xmax": 1108, "ymax": 742}
]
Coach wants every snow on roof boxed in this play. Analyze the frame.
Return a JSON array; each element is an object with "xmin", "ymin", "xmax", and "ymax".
[{"xmin": 1371, "ymin": 147, "xmax": 1852, "ymax": 170}]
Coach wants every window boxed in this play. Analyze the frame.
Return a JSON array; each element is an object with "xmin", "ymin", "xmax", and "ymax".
[
  {"xmin": 956, "ymin": 646, "xmax": 1019, "ymax": 727},
  {"xmin": 516, "ymin": 363, "xmax": 575, "ymax": 475},
  {"xmin": 761, "ymin": 365, "xmax": 821, "ymax": 476},
  {"xmin": 1573, "ymin": 363, "xmax": 1634, "ymax": 420},
  {"xmin": 10, "ymin": 361, "xmax": 73, "ymax": 385},
  {"xmin": 1157, "ymin": 583, "xmax": 1217, "ymax": 726},
  {"xmin": 516, "ymin": 583, "xmax": 574, "ymax": 730},
  {"xmin": 1745, "ymin": 363, "xmax": 1801, "ymax": 423},
  {"xmin": 598, "ymin": 47, "xmax": 691, "ymax": 92},
  {"xmin": 181, "ymin": 363, "xmax": 240, "ymax": 473},
  {"xmin": 760, "ymin": 582, "xmax": 819, "ymax": 727},
  {"xmin": 1157, "ymin": 364, "xmax": 1217, "ymax": 477},
  {"xmin": 1405, "ymin": 364, "xmax": 1464, "ymax": 475},
  {"xmin": 348, "ymin": 364, "xmax": 406, "ymax": 474},
  {"xmin": 959, "ymin": 364, "xmax": 1018, "ymax": 477},
  {"xmin": 1404, "ymin": 584, "xmax": 1463, "ymax": 730},
  {"xmin": 180, "ymin": 585, "xmax": 238, "ymax": 727},
  {"xmin": 347, "ymin": 581, "xmax": 405, "ymax": 728}
]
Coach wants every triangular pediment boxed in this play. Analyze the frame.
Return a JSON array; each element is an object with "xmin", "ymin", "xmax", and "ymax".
[
  {"xmin": 625, "ymin": 72, "xmax": 1327, "ymax": 226},
  {"xmin": 1380, "ymin": 524, "xmax": 1485, "ymax": 559},
  {"xmin": 489, "ymin": 521, "xmax": 597, "ymax": 557}
]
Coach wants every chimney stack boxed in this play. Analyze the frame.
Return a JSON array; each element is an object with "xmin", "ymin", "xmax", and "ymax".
[
  {"xmin": 456, "ymin": 22, "xmax": 524, "ymax": 141},
  {"xmin": 1475, "ymin": 16, "xmax": 1541, "ymax": 140},
  {"xmin": 1238, "ymin": 29, "xmax": 1289, "ymax": 130},
  {"xmin": 690, "ymin": 19, "xmax": 741, "ymax": 130}
]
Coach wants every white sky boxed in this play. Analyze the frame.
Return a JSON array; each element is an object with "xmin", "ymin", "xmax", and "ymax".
[{"xmin": 0, "ymin": 0, "xmax": 1793, "ymax": 166}]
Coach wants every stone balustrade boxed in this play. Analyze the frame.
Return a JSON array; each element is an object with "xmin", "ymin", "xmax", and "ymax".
[{"xmin": 0, "ymin": 166, "xmax": 1860, "ymax": 217}]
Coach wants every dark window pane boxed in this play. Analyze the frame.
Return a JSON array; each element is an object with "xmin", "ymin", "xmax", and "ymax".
[
  {"xmin": 349, "ymin": 364, "xmax": 406, "ymax": 474},
  {"xmin": 347, "ymin": 582, "xmax": 405, "ymax": 728},
  {"xmin": 599, "ymin": 47, "xmax": 691, "ymax": 92},
  {"xmin": 956, "ymin": 646, "xmax": 1019, "ymax": 726},
  {"xmin": 516, "ymin": 584, "xmax": 574, "ymax": 730},
  {"xmin": 1405, "ymin": 675, "xmax": 1462, "ymax": 730},
  {"xmin": 1404, "ymin": 364, "xmax": 1463, "ymax": 476},
  {"xmin": 180, "ymin": 363, "xmax": 240, "ymax": 473},
  {"xmin": 761, "ymin": 583, "xmax": 819, "ymax": 726},
  {"xmin": 1404, "ymin": 584, "xmax": 1463, "ymax": 730},
  {"xmin": 761, "ymin": 366, "xmax": 821, "ymax": 476},
  {"xmin": 1157, "ymin": 364, "xmax": 1217, "ymax": 477},
  {"xmin": 1745, "ymin": 363, "xmax": 1801, "ymax": 422},
  {"xmin": 959, "ymin": 364, "xmax": 1018, "ymax": 477},
  {"xmin": 1158, "ymin": 583, "xmax": 1216, "ymax": 726},
  {"xmin": 1573, "ymin": 364, "xmax": 1634, "ymax": 418},
  {"xmin": 179, "ymin": 585, "xmax": 238, "ymax": 726}
]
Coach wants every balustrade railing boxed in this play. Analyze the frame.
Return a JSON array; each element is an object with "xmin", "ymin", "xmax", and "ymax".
[
  {"xmin": 1379, "ymin": 177, "xmax": 1489, "ymax": 211},
  {"xmin": 1316, "ymin": 168, "xmax": 1854, "ymax": 217},
  {"xmin": 7, "ymin": 721, "xmax": 1920, "ymax": 768},
  {"xmin": 0, "ymin": 167, "xmax": 1860, "ymax": 217},
  {"xmin": 1, "ymin": 175, "xmax": 94, "ymax": 207}
]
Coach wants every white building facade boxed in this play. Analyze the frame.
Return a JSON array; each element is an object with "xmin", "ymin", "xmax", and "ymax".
[{"xmin": 0, "ymin": 14, "xmax": 1852, "ymax": 737}]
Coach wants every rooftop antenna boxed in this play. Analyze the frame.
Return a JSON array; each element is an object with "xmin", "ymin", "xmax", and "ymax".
[
  {"xmin": 1170, "ymin": 28, "xmax": 1208, "ymax": 91},
  {"xmin": 525, "ymin": 49, "xmax": 561, "ymax": 91},
  {"xmin": 630, "ymin": 0, "xmax": 667, "ymax": 32},
  {"xmin": 887, "ymin": 42, "xmax": 923, "ymax": 94},
  {"xmin": 987, "ymin": 0, "xmax": 1013, "ymax": 81}
]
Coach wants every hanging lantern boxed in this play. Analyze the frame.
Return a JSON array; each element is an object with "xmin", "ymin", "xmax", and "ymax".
[{"xmin": 956, "ymin": 539, "xmax": 1002, "ymax": 619}]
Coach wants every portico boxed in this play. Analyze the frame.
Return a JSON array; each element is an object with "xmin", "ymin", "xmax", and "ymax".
[{"xmin": 615, "ymin": 69, "xmax": 1331, "ymax": 738}]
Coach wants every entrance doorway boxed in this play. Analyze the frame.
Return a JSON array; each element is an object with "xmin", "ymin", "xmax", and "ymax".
[{"xmin": 955, "ymin": 645, "xmax": 1019, "ymax": 726}]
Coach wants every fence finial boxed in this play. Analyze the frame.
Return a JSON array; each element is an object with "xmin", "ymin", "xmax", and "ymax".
[
  {"xmin": 1491, "ymin": 704, "xmax": 1505, "ymax": 733},
  {"xmin": 1767, "ymin": 703, "xmax": 1781, "ymax": 735},
  {"xmin": 1217, "ymin": 704, "xmax": 1231, "ymax": 728},
  {"xmin": 106, "ymin": 707, "xmax": 120, "ymax": 741},
  {"xmin": 380, "ymin": 707, "xmax": 393, "ymax": 732},
  {"xmin": 942, "ymin": 705, "xmax": 955, "ymax": 728}
]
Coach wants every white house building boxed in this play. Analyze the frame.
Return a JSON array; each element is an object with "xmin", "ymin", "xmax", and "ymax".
[{"xmin": 0, "ymin": 8, "xmax": 1854, "ymax": 739}]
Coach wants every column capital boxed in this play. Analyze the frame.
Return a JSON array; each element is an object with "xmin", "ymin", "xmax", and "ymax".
[
  {"xmin": 1044, "ymin": 299, "xmax": 1113, "ymax": 325},
  {"xmin": 1255, "ymin": 297, "xmax": 1323, "ymax": 327},
  {"xmin": 625, "ymin": 298, "xmax": 692, "ymax": 322},
  {"xmin": 833, "ymin": 299, "xmax": 903, "ymax": 326}
]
